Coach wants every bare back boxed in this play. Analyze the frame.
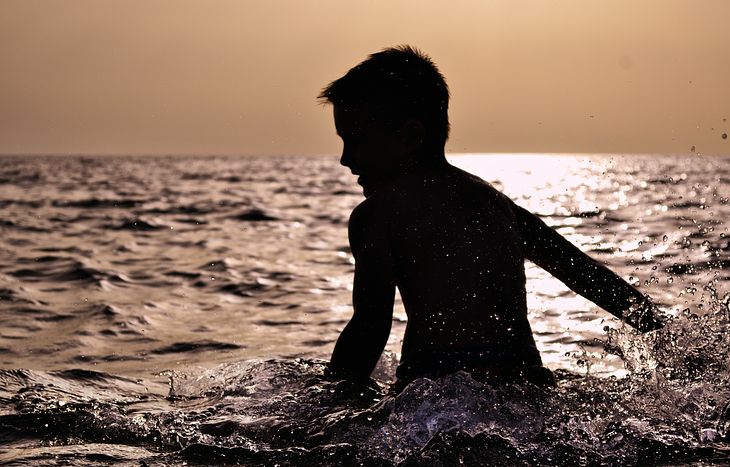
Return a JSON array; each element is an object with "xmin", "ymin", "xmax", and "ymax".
[{"xmin": 366, "ymin": 164, "xmax": 542, "ymax": 377}]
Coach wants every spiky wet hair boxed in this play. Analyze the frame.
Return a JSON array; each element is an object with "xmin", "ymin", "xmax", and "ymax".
[{"xmin": 318, "ymin": 45, "xmax": 450, "ymax": 146}]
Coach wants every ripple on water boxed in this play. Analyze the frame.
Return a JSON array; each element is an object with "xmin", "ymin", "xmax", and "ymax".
[
  {"xmin": 2, "ymin": 155, "xmax": 730, "ymax": 465},
  {"xmin": 8, "ymin": 257, "xmax": 134, "ymax": 288}
]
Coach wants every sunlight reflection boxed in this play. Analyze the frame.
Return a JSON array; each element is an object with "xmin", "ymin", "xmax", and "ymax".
[{"xmin": 449, "ymin": 154, "xmax": 615, "ymax": 215}]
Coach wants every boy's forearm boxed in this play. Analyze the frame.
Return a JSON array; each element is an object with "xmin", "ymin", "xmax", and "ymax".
[
  {"xmin": 329, "ymin": 272, "xmax": 395, "ymax": 380},
  {"xmin": 555, "ymin": 251, "xmax": 646, "ymax": 319},
  {"xmin": 516, "ymin": 204, "xmax": 662, "ymax": 330},
  {"xmin": 329, "ymin": 315, "xmax": 391, "ymax": 381}
]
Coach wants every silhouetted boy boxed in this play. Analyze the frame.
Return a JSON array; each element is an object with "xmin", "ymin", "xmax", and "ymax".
[{"xmin": 319, "ymin": 46, "xmax": 664, "ymax": 390}]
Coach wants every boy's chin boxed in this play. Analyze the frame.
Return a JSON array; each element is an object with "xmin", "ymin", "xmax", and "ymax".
[
  {"xmin": 356, "ymin": 175, "xmax": 370, "ymax": 189},
  {"xmin": 358, "ymin": 175, "xmax": 393, "ymax": 197},
  {"xmin": 357, "ymin": 176, "xmax": 376, "ymax": 196},
  {"xmin": 359, "ymin": 180, "xmax": 373, "ymax": 197}
]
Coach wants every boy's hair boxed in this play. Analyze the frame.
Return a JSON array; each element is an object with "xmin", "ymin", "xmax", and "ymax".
[{"xmin": 318, "ymin": 45, "xmax": 450, "ymax": 147}]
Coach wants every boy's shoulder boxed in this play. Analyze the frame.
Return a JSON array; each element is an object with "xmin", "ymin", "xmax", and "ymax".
[
  {"xmin": 349, "ymin": 195, "xmax": 382, "ymax": 227},
  {"xmin": 349, "ymin": 166, "xmax": 518, "ymax": 228},
  {"xmin": 348, "ymin": 191, "xmax": 392, "ymax": 237}
]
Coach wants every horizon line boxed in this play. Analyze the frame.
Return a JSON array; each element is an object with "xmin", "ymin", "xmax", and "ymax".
[{"xmin": 1, "ymin": 151, "xmax": 728, "ymax": 158}]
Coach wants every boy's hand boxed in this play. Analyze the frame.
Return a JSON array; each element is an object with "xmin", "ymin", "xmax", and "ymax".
[{"xmin": 623, "ymin": 297, "xmax": 667, "ymax": 332}]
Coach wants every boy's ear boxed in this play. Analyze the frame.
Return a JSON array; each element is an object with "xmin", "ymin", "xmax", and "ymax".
[{"xmin": 398, "ymin": 119, "xmax": 426, "ymax": 152}]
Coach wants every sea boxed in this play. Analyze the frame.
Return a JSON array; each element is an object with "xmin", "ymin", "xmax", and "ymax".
[{"xmin": 1, "ymin": 153, "xmax": 730, "ymax": 466}]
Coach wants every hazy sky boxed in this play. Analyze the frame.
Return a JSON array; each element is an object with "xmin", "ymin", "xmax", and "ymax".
[{"xmin": 1, "ymin": 0, "xmax": 728, "ymax": 156}]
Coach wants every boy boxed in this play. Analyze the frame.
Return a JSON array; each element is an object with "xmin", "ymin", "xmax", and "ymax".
[{"xmin": 319, "ymin": 46, "xmax": 664, "ymax": 390}]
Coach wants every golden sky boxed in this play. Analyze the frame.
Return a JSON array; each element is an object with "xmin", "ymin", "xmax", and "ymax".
[{"xmin": 1, "ymin": 0, "xmax": 728, "ymax": 156}]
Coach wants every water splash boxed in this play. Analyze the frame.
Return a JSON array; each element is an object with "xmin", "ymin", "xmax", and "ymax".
[{"xmin": 5, "ymin": 347, "xmax": 730, "ymax": 466}]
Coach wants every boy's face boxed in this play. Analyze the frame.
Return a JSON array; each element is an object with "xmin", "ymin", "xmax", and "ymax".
[{"xmin": 334, "ymin": 104, "xmax": 410, "ymax": 196}]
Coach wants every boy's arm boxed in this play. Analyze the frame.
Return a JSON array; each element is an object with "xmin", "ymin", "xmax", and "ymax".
[
  {"xmin": 513, "ymin": 203, "xmax": 664, "ymax": 332},
  {"xmin": 329, "ymin": 201, "xmax": 396, "ymax": 382}
]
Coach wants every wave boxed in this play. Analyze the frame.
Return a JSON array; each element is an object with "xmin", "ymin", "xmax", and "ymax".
[
  {"xmin": 106, "ymin": 217, "xmax": 169, "ymax": 231},
  {"xmin": 3, "ymin": 297, "xmax": 730, "ymax": 465},
  {"xmin": 9, "ymin": 257, "xmax": 133, "ymax": 287},
  {"xmin": 51, "ymin": 198, "xmax": 146, "ymax": 209},
  {"xmin": 229, "ymin": 208, "xmax": 284, "ymax": 221},
  {"xmin": 150, "ymin": 340, "xmax": 243, "ymax": 355},
  {"xmin": 3, "ymin": 353, "xmax": 730, "ymax": 466}
]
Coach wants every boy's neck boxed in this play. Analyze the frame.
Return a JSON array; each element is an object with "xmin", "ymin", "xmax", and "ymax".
[
  {"xmin": 364, "ymin": 151, "xmax": 449, "ymax": 197},
  {"xmin": 403, "ymin": 149, "xmax": 448, "ymax": 173}
]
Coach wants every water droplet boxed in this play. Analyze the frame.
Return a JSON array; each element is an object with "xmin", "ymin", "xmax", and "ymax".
[{"xmin": 701, "ymin": 428, "xmax": 719, "ymax": 442}]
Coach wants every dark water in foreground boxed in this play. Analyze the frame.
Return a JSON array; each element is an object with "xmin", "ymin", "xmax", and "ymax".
[{"xmin": 2, "ymin": 154, "xmax": 730, "ymax": 466}]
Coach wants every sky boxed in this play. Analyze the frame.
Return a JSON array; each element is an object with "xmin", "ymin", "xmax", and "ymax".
[{"xmin": 0, "ymin": 0, "xmax": 728, "ymax": 156}]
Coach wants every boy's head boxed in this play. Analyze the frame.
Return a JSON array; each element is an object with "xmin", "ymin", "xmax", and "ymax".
[
  {"xmin": 319, "ymin": 45, "xmax": 450, "ymax": 147},
  {"xmin": 319, "ymin": 46, "xmax": 450, "ymax": 193}
]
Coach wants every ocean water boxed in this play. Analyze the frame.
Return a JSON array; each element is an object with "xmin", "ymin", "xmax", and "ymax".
[{"xmin": 2, "ymin": 153, "xmax": 730, "ymax": 466}]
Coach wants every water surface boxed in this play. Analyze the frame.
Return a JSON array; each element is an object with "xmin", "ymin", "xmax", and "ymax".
[{"xmin": 2, "ymin": 154, "xmax": 730, "ymax": 466}]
